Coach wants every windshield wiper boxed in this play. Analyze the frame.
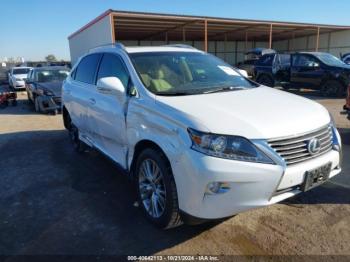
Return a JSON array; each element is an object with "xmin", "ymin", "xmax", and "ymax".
[
  {"xmin": 202, "ymin": 86, "xmax": 244, "ymax": 94},
  {"xmin": 155, "ymin": 91, "xmax": 192, "ymax": 96}
]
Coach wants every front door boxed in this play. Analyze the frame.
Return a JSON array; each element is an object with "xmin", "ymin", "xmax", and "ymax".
[
  {"xmin": 291, "ymin": 54, "xmax": 324, "ymax": 88},
  {"xmin": 88, "ymin": 53, "xmax": 130, "ymax": 168}
]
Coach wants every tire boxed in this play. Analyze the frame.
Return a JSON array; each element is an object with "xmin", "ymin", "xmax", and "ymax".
[
  {"xmin": 27, "ymin": 91, "xmax": 33, "ymax": 104},
  {"xmin": 257, "ymin": 74, "xmax": 274, "ymax": 87},
  {"xmin": 321, "ymin": 80, "xmax": 345, "ymax": 98},
  {"xmin": 34, "ymin": 96, "xmax": 41, "ymax": 113},
  {"xmin": 69, "ymin": 124, "xmax": 87, "ymax": 153},
  {"xmin": 135, "ymin": 148, "xmax": 182, "ymax": 229}
]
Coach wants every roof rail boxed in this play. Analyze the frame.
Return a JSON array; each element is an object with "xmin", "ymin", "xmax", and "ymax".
[
  {"xmin": 89, "ymin": 42, "xmax": 126, "ymax": 52},
  {"xmin": 164, "ymin": 44, "xmax": 197, "ymax": 50}
]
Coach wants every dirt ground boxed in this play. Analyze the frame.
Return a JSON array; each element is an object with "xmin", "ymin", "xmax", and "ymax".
[{"xmin": 0, "ymin": 89, "xmax": 349, "ymax": 257}]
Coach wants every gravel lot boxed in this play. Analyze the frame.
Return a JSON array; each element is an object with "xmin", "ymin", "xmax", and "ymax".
[{"xmin": 0, "ymin": 89, "xmax": 349, "ymax": 257}]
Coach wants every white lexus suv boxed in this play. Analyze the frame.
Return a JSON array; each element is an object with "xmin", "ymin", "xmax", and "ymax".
[{"xmin": 62, "ymin": 44, "xmax": 342, "ymax": 228}]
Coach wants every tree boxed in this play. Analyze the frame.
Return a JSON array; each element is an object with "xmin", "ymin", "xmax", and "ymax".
[{"xmin": 45, "ymin": 54, "xmax": 57, "ymax": 62}]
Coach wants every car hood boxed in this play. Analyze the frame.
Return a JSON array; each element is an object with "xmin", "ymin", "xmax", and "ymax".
[
  {"xmin": 155, "ymin": 86, "xmax": 331, "ymax": 139},
  {"xmin": 37, "ymin": 81, "xmax": 63, "ymax": 97}
]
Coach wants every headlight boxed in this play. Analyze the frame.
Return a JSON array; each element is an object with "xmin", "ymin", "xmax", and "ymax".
[{"xmin": 188, "ymin": 128, "xmax": 275, "ymax": 164}]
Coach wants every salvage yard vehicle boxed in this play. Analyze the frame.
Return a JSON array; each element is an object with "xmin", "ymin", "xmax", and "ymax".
[
  {"xmin": 26, "ymin": 66, "xmax": 69, "ymax": 114},
  {"xmin": 237, "ymin": 48, "xmax": 276, "ymax": 78},
  {"xmin": 8, "ymin": 67, "xmax": 32, "ymax": 89},
  {"xmin": 0, "ymin": 85, "xmax": 17, "ymax": 108},
  {"xmin": 255, "ymin": 52, "xmax": 350, "ymax": 97},
  {"xmin": 62, "ymin": 44, "xmax": 342, "ymax": 229}
]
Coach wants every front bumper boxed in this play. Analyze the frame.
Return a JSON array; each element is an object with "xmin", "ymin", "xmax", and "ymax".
[
  {"xmin": 14, "ymin": 80, "xmax": 25, "ymax": 88},
  {"xmin": 37, "ymin": 95, "xmax": 61, "ymax": 112},
  {"xmin": 172, "ymin": 148, "xmax": 341, "ymax": 219}
]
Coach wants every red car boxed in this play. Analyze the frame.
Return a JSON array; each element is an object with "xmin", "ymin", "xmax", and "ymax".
[{"xmin": 344, "ymin": 84, "xmax": 350, "ymax": 118}]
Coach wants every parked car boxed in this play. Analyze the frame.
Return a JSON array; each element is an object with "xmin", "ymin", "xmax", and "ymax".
[
  {"xmin": 62, "ymin": 44, "xmax": 342, "ymax": 229},
  {"xmin": 237, "ymin": 48, "xmax": 276, "ymax": 78},
  {"xmin": 255, "ymin": 52, "xmax": 350, "ymax": 97},
  {"xmin": 26, "ymin": 66, "xmax": 69, "ymax": 114},
  {"xmin": 8, "ymin": 67, "xmax": 32, "ymax": 89},
  {"xmin": 343, "ymin": 84, "xmax": 350, "ymax": 119}
]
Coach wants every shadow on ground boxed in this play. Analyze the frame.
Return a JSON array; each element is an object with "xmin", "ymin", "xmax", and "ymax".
[{"xmin": 0, "ymin": 130, "xmax": 217, "ymax": 256}]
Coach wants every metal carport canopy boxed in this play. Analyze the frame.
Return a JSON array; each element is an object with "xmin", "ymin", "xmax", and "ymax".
[{"xmin": 69, "ymin": 9, "xmax": 350, "ymax": 52}]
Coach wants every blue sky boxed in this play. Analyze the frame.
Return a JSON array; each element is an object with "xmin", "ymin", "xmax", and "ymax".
[{"xmin": 1, "ymin": 0, "xmax": 350, "ymax": 61}]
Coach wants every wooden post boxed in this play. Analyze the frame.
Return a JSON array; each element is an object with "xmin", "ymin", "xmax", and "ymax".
[
  {"xmin": 165, "ymin": 32, "xmax": 168, "ymax": 44},
  {"xmin": 204, "ymin": 19, "xmax": 208, "ymax": 52},
  {"xmin": 182, "ymin": 27, "xmax": 186, "ymax": 42},
  {"xmin": 224, "ymin": 33, "xmax": 227, "ymax": 62},
  {"xmin": 110, "ymin": 14, "xmax": 115, "ymax": 43},
  {"xmin": 315, "ymin": 27, "xmax": 320, "ymax": 51},
  {"xmin": 269, "ymin": 24, "xmax": 273, "ymax": 49}
]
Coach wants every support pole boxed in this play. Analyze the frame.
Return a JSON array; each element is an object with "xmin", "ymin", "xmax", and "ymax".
[
  {"xmin": 204, "ymin": 19, "xmax": 208, "ymax": 52},
  {"xmin": 245, "ymin": 31, "xmax": 248, "ymax": 51},
  {"xmin": 315, "ymin": 27, "xmax": 320, "ymax": 51},
  {"xmin": 110, "ymin": 14, "xmax": 115, "ymax": 43},
  {"xmin": 224, "ymin": 33, "xmax": 227, "ymax": 62},
  {"xmin": 269, "ymin": 24, "xmax": 273, "ymax": 49},
  {"xmin": 165, "ymin": 32, "xmax": 168, "ymax": 44},
  {"xmin": 182, "ymin": 27, "xmax": 186, "ymax": 42}
]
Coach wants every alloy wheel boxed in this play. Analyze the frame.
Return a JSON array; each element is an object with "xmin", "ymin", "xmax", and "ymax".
[{"xmin": 138, "ymin": 159, "xmax": 166, "ymax": 218}]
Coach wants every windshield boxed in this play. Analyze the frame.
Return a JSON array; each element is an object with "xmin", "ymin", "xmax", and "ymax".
[
  {"xmin": 129, "ymin": 52, "xmax": 256, "ymax": 95},
  {"xmin": 36, "ymin": 69, "xmax": 70, "ymax": 82},
  {"xmin": 13, "ymin": 68, "xmax": 30, "ymax": 74},
  {"xmin": 314, "ymin": 53, "xmax": 346, "ymax": 67}
]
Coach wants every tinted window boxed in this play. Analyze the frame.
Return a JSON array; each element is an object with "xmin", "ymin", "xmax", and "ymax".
[
  {"xmin": 75, "ymin": 54, "xmax": 101, "ymax": 84},
  {"xmin": 13, "ymin": 68, "xmax": 30, "ymax": 74},
  {"xmin": 293, "ymin": 55, "xmax": 318, "ymax": 67},
  {"xmin": 97, "ymin": 53, "xmax": 129, "ymax": 88},
  {"xmin": 279, "ymin": 54, "xmax": 291, "ymax": 65}
]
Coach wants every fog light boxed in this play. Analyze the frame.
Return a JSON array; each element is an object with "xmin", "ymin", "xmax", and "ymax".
[{"xmin": 206, "ymin": 182, "xmax": 230, "ymax": 194}]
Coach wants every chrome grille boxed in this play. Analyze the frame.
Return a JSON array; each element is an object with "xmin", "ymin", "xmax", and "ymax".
[{"xmin": 268, "ymin": 125, "xmax": 333, "ymax": 165}]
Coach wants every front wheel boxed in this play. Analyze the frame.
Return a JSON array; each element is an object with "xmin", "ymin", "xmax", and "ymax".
[
  {"xmin": 136, "ymin": 148, "xmax": 182, "ymax": 229},
  {"xmin": 34, "ymin": 96, "xmax": 41, "ymax": 113},
  {"xmin": 321, "ymin": 80, "xmax": 345, "ymax": 97}
]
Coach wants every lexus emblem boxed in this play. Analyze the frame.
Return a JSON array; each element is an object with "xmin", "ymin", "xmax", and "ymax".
[{"xmin": 308, "ymin": 138, "xmax": 321, "ymax": 155}]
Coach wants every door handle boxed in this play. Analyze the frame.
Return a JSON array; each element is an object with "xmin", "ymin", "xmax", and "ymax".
[{"xmin": 89, "ymin": 98, "xmax": 96, "ymax": 105}]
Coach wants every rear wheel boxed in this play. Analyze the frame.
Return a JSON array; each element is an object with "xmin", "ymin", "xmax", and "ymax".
[
  {"xmin": 136, "ymin": 148, "xmax": 182, "ymax": 229},
  {"xmin": 321, "ymin": 80, "xmax": 345, "ymax": 97},
  {"xmin": 257, "ymin": 74, "xmax": 274, "ymax": 87}
]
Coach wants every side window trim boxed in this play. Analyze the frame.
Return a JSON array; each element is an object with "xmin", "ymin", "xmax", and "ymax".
[
  {"xmin": 95, "ymin": 52, "xmax": 133, "ymax": 92},
  {"xmin": 74, "ymin": 53, "xmax": 102, "ymax": 85}
]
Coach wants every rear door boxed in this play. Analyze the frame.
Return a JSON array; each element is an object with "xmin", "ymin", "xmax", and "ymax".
[
  {"xmin": 291, "ymin": 54, "xmax": 324, "ymax": 87},
  {"xmin": 63, "ymin": 53, "xmax": 102, "ymax": 138},
  {"xmin": 87, "ymin": 53, "xmax": 130, "ymax": 168}
]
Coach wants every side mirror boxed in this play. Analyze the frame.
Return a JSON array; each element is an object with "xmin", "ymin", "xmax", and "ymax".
[
  {"xmin": 310, "ymin": 62, "xmax": 320, "ymax": 68},
  {"xmin": 96, "ymin": 77, "xmax": 125, "ymax": 101}
]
